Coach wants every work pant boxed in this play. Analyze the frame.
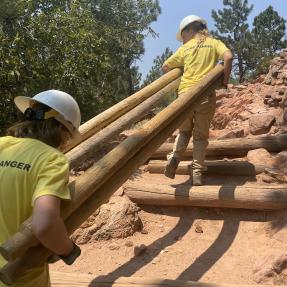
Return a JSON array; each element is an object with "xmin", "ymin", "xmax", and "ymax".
[{"xmin": 167, "ymin": 91, "xmax": 216, "ymax": 172}]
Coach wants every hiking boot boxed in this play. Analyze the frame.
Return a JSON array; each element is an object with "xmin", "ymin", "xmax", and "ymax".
[
  {"xmin": 164, "ymin": 157, "xmax": 179, "ymax": 179},
  {"xmin": 192, "ymin": 170, "xmax": 202, "ymax": 186}
]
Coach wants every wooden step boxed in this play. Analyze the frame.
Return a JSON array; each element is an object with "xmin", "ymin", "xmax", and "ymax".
[
  {"xmin": 124, "ymin": 183, "xmax": 287, "ymax": 210},
  {"xmin": 148, "ymin": 160, "xmax": 265, "ymax": 176}
]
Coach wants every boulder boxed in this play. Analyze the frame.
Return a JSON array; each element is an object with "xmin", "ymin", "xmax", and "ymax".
[
  {"xmin": 247, "ymin": 148, "xmax": 273, "ymax": 166},
  {"xmin": 72, "ymin": 195, "xmax": 142, "ymax": 244},
  {"xmin": 217, "ymin": 128, "xmax": 244, "ymax": 140},
  {"xmin": 249, "ymin": 113, "xmax": 276, "ymax": 135}
]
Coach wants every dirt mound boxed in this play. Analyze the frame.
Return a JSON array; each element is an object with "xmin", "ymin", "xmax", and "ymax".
[{"xmin": 72, "ymin": 195, "xmax": 142, "ymax": 244}]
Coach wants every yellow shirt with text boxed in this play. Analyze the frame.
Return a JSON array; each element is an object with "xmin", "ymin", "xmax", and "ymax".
[
  {"xmin": 164, "ymin": 37, "xmax": 229, "ymax": 94},
  {"xmin": 0, "ymin": 136, "xmax": 71, "ymax": 287}
]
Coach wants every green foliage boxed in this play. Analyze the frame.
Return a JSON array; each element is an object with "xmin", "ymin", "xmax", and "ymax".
[
  {"xmin": 142, "ymin": 47, "xmax": 173, "ymax": 87},
  {"xmin": 212, "ymin": 1, "xmax": 287, "ymax": 82},
  {"xmin": 211, "ymin": 0, "xmax": 254, "ymax": 82},
  {"xmin": 251, "ymin": 6, "xmax": 287, "ymax": 75},
  {"xmin": 142, "ymin": 47, "xmax": 176, "ymax": 109},
  {"xmin": 0, "ymin": 0, "xmax": 161, "ymax": 134}
]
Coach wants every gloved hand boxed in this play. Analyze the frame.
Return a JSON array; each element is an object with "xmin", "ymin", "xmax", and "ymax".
[{"xmin": 47, "ymin": 243, "xmax": 81, "ymax": 265}]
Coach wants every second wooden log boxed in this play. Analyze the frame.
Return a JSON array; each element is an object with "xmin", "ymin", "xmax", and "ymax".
[
  {"xmin": 150, "ymin": 135, "xmax": 287, "ymax": 159},
  {"xmin": 148, "ymin": 160, "xmax": 266, "ymax": 176},
  {"xmin": 124, "ymin": 183, "xmax": 287, "ymax": 210}
]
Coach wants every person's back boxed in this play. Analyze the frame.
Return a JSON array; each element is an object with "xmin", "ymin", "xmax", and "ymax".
[
  {"xmin": 0, "ymin": 90, "xmax": 82, "ymax": 286},
  {"xmin": 176, "ymin": 37, "xmax": 228, "ymax": 93},
  {"xmin": 162, "ymin": 15, "xmax": 233, "ymax": 184}
]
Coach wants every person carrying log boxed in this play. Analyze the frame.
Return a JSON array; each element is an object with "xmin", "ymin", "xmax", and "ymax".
[
  {"xmin": 162, "ymin": 15, "xmax": 233, "ymax": 185},
  {"xmin": 0, "ymin": 90, "xmax": 82, "ymax": 286}
]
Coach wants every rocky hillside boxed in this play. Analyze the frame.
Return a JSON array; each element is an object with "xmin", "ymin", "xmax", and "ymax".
[{"xmin": 211, "ymin": 48, "xmax": 287, "ymax": 140}]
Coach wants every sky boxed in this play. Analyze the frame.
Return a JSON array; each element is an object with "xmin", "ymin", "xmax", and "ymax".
[{"xmin": 137, "ymin": 0, "xmax": 287, "ymax": 79}]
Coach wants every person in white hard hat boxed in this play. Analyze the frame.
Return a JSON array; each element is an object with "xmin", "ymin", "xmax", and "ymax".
[
  {"xmin": 0, "ymin": 90, "xmax": 81, "ymax": 287},
  {"xmin": 162, "ymin": 15, "xmax": 233, "ymax": 185}
]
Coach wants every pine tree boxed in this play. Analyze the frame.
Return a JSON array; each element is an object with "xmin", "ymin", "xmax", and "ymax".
[
  {"xmin": 142, "ymin": 48, "xmax": 175, "ymax": 108},
  {"xmin": 142, "ymin": 47, "xmax": 173, "ymax": 87},
  {"xmin": 211, "ymin": 0, "xmax": 253, "ymax": 82},
  {"xmin": 252, "ymin": 6, "xmax": 287, "ymax": 75}
]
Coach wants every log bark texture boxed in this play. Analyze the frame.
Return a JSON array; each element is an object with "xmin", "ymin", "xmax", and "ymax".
[
  {"xmin": 148, "ymin": 160, "xmax": 265, "ymax": 176},
  {"xmin": 50, "ymin": 272, "xmax": 272, "ymax": 287},
  {"xmin": 124, "ymin": 183, "xmax": 287, "ymax": 210},
  {"xmin": 0, "ymin": 66, "xmax": 224, "ymax": 285},
  {"xmin": 150, "ymin": 135, "xmax": 287, "ymax": 159},
  {"xmin": 67, "ymin": 78, "xmax": 181, "ymax": 169},
  {"xmin": 64, "ymin": 68, "xmax": 182, "ymax": 152}
]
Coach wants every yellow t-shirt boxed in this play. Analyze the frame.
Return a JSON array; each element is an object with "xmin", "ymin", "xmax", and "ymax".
[
  {"xmin": 164, "ymin": 37, "xmax": 229, "ymax": 94},
  {"xmin": 0, "ymin": 136, "xmax": 71, "ymax": 287}
]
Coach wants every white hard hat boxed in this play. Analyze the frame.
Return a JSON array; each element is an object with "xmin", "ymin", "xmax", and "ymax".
[
  {"xmin": 14, "ymin": 90, "xmax": 81, "ymax": 136},
  {"xmin": 176, "ymin": 15, "xmax": 207, "ymax": 42}
]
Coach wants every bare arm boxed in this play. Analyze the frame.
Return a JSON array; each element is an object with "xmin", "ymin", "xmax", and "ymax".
[
  {"xmin": 162, "ymin": 64, "xmax": 171, "ymax": 74},
  {"xmin": 223, "ymin": 50, "xmax": 233, "ymax": 87},
  {"xmin": 32, "ymin": 195, "xmax": 73, "ymax": 256}
]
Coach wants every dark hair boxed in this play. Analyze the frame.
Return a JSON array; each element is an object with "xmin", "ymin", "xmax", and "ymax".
[
  {"xmin": 7, "ymin": 118, "xmax": 63, "ymax": 148},
  {"xmin": 182, "ymin": 21, "xmax": 207, "ymax": 34},
  {"xmin": 7, "ymin": 102, "xmax": 65, "ymax": 148}
]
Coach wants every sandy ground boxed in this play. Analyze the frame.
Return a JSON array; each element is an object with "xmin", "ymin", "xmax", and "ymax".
[{"xmin": 51, "ymin": 171, "xmax": 287, "ymax": 285}]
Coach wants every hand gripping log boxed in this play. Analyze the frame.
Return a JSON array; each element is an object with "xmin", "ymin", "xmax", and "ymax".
[{"xmin": 0, "ymin": 65, "xmax": 224, "ymax": 285}]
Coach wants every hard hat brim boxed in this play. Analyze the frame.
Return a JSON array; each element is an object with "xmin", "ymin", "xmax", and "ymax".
[
  {"xmin": 14, "ymin": 96, "xmax": 34, "ymax": 113},
  {"xmin": 14, "ymin": 96, "xmax": 80, "ymax": 137}
]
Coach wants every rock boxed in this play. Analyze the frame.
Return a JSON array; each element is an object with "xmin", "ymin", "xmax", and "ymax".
[
  {"xmin": 249, "ymin": 113, "xmax": 276, "ymax": 135},
  {"xmin": 217, "ymin": 128, "xmax": 244, "ymax": 140},
  {"xmin": 238, "ymin": 110, "xmax": 251, "ymax": 121},
  {"xmin": 195, "ymin": 225, "xmax": 203, "ymax": 233},
  {"xmin": 262, "ymin": 174, "xmax": 276, "ymax": 183},
  {"xmin": 125, "ymin": 241, "xmax": 134, "ymax": 247},
  {"xmin": 72, "ymin": 195, "xmax": 142, "ymax": 244},
  {"xmin": 141, "ymin": 228, "xmax": 148, "ymax": 235},
  {"xmin": 283, "ymin": 108, "xmax": 287, "ymax": 123},
  {"xmin": 278, "ymin": 87, "xmax": 287, "ymax": 95},
  {"xmin": 212, "ymin": 113, "xmax": 231, "ymax": 130},
  {"xmin": 108, "ymin": 244, "xmax": 120, "ymax": 250},
  {"xmin": 235, "ymin": 84, "xmax": 247, "ymax": 91},
  {"xmin": 253, "ymin": 252, "xmax": 287, "ymax": 283},
  {"xmin": 247, "ymin": 148, "xmax": 273, "ymax": 166},
  {"xmin": 134, "ymin": 244, "xmax": 147, "ymax": 256},
  {"xmin": 269, "ymin": 126, "xmax": 279, "ymax": 135},
  {"xmin": 270, "ymin": 151, "xmax": 287, "ymax": 173},
  {"xmin": 264, "ymin": 168, "xmax": 287, "ymax": 183}
]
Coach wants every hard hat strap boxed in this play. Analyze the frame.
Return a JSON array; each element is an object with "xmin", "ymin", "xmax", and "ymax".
[{"xmin": 24, "ymin": 107, "xmax": 59, "ymax": 121}]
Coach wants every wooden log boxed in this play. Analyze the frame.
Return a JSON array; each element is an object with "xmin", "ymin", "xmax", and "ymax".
[
  {"xmin": 63, "ymin": 68, "xmax": 182, "ymax": 152},
  {"xmin": 148, "ymin": 160, "xmax": 266, "ymax": 176},
  {"xmin": 50, "ymin": 272, "xmax": 272, "ymax": 287},
  {"xmin": 150, "ymin": 135, "xmax": 287, "ymax": 159},
  {"xmin": 124, "ymin": 183, "xmax": 287, "ymax": 210},
  {"xmin": 67, "ymin": 78, "xmax": 181, "ymax": 169},
  {"xmin": 0, "ymin": 66, "xmax": 224, "ymax": 285}
]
